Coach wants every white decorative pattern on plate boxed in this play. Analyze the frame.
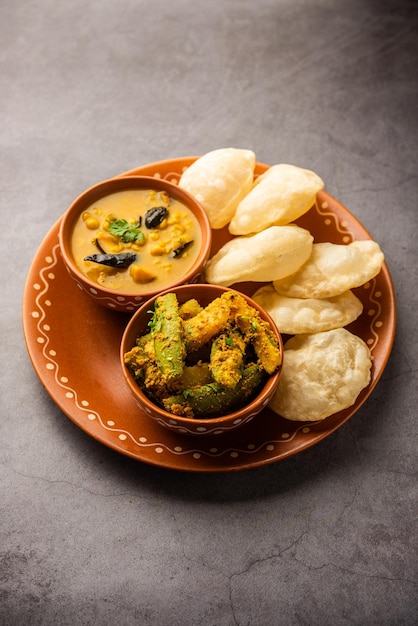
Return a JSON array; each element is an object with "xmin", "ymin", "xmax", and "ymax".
[
  {"xmin": 23, "ymin": 158, "xmax": 396, "ymax": 472},
  {"xmin": 316, "ymin": 198, "xmax": 354, "ymax": 244}
]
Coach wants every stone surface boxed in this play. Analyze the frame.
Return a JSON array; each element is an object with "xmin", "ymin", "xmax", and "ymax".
[{"xmin": 1, "ymin": 0, "xmax": 417, "ymax": 624}]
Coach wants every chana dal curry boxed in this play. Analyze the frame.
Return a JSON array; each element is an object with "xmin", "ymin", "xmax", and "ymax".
[
  {"xmin": 71, "ymin": 189, "xmax": 202, "ymax": 292},
  {"xmin": 124, "ymin": 291, "xmax": 282, "ymax": 418}
]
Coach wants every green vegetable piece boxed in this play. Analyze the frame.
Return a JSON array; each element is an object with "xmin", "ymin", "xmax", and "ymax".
[
  {"xmin": 209, "ymin": 328, "xmax": 246, "ymax": 388},
  {"xmin": 182, "ymin": 296, "xmax": 231, "ymax": 351},
  {"xmin": 235, "ymin": 309, "xmax": 282, "ymax": 374},
  {"xmin": 124, "ymin": 333, "xmax": 154, "ymax": 381},
  {"xmin": 124, "ymin": 332, "xmax": 172, "ymax": 401},
  {"xmin": 150, "ymin": 292, "xmax": 184, "ymax": 381},
  {"xmin": 124, "ymin": 342, "xmax": 148, "ymax": 381},
  {"xmin": 178, "ymin": 298, "xmax": 203, "ymax": 320},
  {"xmin": 179, "ymin": 363, "xmax": 213, "ymax": 389},
  {"xmin": 164, "ymin": 364, "xmax": 267, "ymax": 418},
  {"xmin": 251, "ymin": 326, "xmax": 282, "ymax": 374}
]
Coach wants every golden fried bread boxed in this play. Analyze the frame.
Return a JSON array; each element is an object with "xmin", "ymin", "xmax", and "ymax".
[
  {"xmin": 205, "ymin": 225, "xmax": 313, "ymax": 286},
  {"xmin": 229, "ymin": 163, "xmax": 324, "ymax": 235},
  {"xmin": 252, "ymin": 284, "xmax": 363, "ymax": 335},
  {"xmin": 178, "ymin": 148, "xmax": 256, "ymax": 229},
  {"xmin": 273, "ymin": 240, "xmax": 384, "ymax": 298},
  {"xmin": 269, "ymin": 329, "xmax": 372, "ymax": 421}
]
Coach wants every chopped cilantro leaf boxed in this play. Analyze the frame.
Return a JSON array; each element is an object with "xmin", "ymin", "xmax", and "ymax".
[{"xmin": 107, "ymin": 218, "xmax": 145, "ymax": 244}]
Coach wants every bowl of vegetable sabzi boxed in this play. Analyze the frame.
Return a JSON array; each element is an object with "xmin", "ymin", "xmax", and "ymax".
[
  {"xmin": 121, "ymin": 284, "xmax": 283, "ymax": 436},
  {"xmin": 59, "ymin": 176, "xmax": 212, "ymax": 312}
]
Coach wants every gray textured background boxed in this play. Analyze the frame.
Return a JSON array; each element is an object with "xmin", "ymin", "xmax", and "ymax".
[{"xmin": 2, "ymin": 0, "xmax": 417, "ymax": 624}]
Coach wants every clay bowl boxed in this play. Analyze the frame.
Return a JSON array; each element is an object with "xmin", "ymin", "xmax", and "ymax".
[
  {"xmin": 120, "ymin": 283, "xmax": 284, "ymax": 436},
  {"xmin": 59, "ymin": 176, "xmax": 212, "ymax": 312}
]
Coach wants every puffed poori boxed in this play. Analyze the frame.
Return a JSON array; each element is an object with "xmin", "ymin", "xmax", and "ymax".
[
  {"xmin": 269, "ymin": 329, "xmax": 372, "ymax": 421},
  {"xmin": 252, "ymin": 284, "xmax": 363, "ymax": 335},
  {"xmin": 178, "ymin": 148, "xmax": 256, "ymax": 229},
  {"xmin": 205, "ymin": 225, "xmax": 313, "ymax": 286},
  {"xmin": 273, "ymin": 240, "xmax": 384, "ymax": 299},
  {"xmin": 229, "ymin": 163, "xmax": 324, "ymax": 235}
]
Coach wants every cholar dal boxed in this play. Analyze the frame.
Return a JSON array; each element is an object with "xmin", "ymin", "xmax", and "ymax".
[{"xmin": 70, "ymin": 188, "xmax": 202, "ymax": 292}]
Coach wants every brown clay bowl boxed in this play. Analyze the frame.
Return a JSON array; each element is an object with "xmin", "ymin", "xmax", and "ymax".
[
  {"xmin": 120, "ymin": 283, "xmax": 284, "ymax": 436},
  {"xmin": 59, "ymin": 176, "xmax": 212, "ymax": 312}
]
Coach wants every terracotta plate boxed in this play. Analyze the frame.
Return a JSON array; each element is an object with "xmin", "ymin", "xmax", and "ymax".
[{"xmin": 23, "ymin": 158, "xmax": 396, "ymax": 472}]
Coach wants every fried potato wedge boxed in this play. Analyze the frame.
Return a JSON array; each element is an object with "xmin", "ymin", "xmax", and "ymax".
[
  {"xmin": 229, "ymin": 163, "xmax": 324, "ymax": 235},
  {"xmin": 205, "ymin": 225, "xmax": 313, "ymax": 287},
  {"xmin": 178, "ymin": 148, "xmax": 256, "ymax": 229},
  {"xmin": 269, "ymin": 329, "xmax": 372, "ymax": 421},
  {"xmin": 273, "ymin": 240, "xmax": 384, "ymax": 298},
  {"xmin": 252, "ymin": 284, "xmax": 363, "ymax": 335}
]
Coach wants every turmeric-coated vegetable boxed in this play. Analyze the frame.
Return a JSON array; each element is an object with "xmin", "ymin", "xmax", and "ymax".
[
  {"xmin": 150, "ymin": 292, "xmax": 185, "ymax": 381},
  {"xmin": 124, "ymin": 291, "xmax": 281, "ymax": 419},
  {"xmin": 209, "ymin": 327, "xmax": 246, "ymax": 388},
  {"xmin": 163, "ymin": 365, "xmax": 267, "ymax": 418}
]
